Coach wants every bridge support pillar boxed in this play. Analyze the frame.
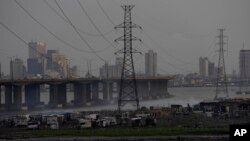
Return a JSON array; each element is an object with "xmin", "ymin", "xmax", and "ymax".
[
  {"xmin": 13, "ymin": 85, "xmax": 22, "ymax": 110},
  {"xmin": 91, "ymin": 82, "xmax": 99, "ymax": 103},
  {"xmin": 148, "ymin": 81, "xmax": 153, "ymax": 99},
  {"xmin": 103, "ymin": 82, "xmax": 113, "ymax": 101},
  {"xmin": 58, "ymin": 83, "xmax": 67, "ymax": 106},
  {"xmin": 150, "ymin": 80, "xmax": 161, "ymax": 99},
  {"xmin": 0, "ymin": 85, "xmax": 1, "ymax": 105},
  {"xmin": 157, "ymin": 80, "xmax": 164, "ymax": 97},
  {"xmin": 0, "ymin": 85, "xmax": 1, "ymax": 106},
  {"xmin": 25, "ymin": 84, "xmax": 40, "ymax": 109},
  {"xmin": 74, "ymin": 83, "xmax": 91, "ymax": 106},
  {"xmin": 148, "ymin": 80, "xmax": 169, "ymax": 99},
  {"xmin": 86, "ymin": 83, "xmax": 91, "ymax": 103},
  {"xmin": 4, "ymin": 85, "xmax": 13, "ymax": 109},
  {"xmin": 113, "ymin": 81, "xmax": 119, "ymax": 99},
  {"xmin": 162, "ymin": 80, "xmax": 169, "ymax": 97},
  {"xmin": 137, "ymin": 81, "xmax": 149, "ymax": 99},
  {"xmin": 49, "ymin": 84, "xmax": 66, "ymax": 108}
]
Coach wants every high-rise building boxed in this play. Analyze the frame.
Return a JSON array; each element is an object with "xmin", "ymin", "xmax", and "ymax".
[
  {"xmin": 44, "ymin": 50, "xmax": 68, "ymax": 78},
  {"xmin": 27, "ymin": 41, "xmax": 46, "ymax": 76},
  {"xmin": 100, "ymin": 63, "xmax": 115, "ymax": 78},
  {"xmin": 199, "ymin": 57, "xmax": 209, "ymax": 77},
  {"xmin": 28, "ymin": 41, "xmax": 46, "ymax": 59},
  {"xmin": 208, "ymin": 61, "xmax": 215, "ymax": 78},
  {"xmin": 199, "ymin": 57, "xmax": 216, "ymax": 79},
  {"xmin": 145, "ymin": 50, "xmax": 157, "ymax": 77},
  {"xmin": 239, "ymin": 50, "xmax": 250, "ymax": 78},
  {"xmin": 99, "ymin": 57, "xmax": 123, "ymax": 79},
  {"xmin": 10, "ymin": 58, "xmax": 26, "ymax": 79},
  {"xmin": 115, "ymin": 57, "xmax": 123, "ymax": 78},
  {"xmin": 46, "ymin": 49, "xmax": 59, "ymax": 69},
  {"xmin": 27, "ymin": 58, "xmax": 43, "ymax": 75},
  {"xmin": 70, "ymin": 66, "xmax": 78, "ymax": 78},
  {"xmin": 52, "ymin": 54, "xmax": 67, "ymax": 77}
]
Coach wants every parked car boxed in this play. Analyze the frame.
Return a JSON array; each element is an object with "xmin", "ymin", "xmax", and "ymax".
[
  {"xmin": 46, "ymin": 116, "xmax": 59, "ymax": 129},
  {"xmin": 77, "ymin": 118, "xmax": 92, "ymax": 129},
  {"xmin": 50, "ymin": 122, "xmax": 59, "ymax": 129},
  {"xmin": 27, "ymin": 121, "xmax": 40, "ymax": 129}
]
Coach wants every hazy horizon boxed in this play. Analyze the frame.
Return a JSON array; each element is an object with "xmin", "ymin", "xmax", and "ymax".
[{"xmin": 1, "ymin": 0, "xmax": 250, "ymax": 76}]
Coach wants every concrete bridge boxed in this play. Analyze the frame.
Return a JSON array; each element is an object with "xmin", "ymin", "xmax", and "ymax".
[{"xmin": 0, "ymin": 77, "xmax": 172, "ymax": 110}]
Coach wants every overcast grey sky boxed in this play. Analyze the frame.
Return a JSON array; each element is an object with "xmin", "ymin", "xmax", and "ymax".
[{"xmin": 0, "ymin": 0, "xmax": 249, "ymax": 76}]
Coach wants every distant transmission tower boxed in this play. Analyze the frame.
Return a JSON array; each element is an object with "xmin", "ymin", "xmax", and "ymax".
[
  {"xmin": 115, "ymin": 5, "xmax": 142, "ymax": 112},
  {"xmin": 215, "ymin": 29, "xmax": 229, "ymax": 100}
]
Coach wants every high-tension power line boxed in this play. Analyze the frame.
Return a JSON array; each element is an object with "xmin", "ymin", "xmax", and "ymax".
[
  {"xmin": 76, "ymin": 0, "xmax": 118, "ymax": 50},
  {"xmin": 1, "ymin": 21, "xmax": 68, "ymax": 77},
  {"xmin": 0, "ymin": 21, "xmax": 49, "ymax": 61},
  {"xmin": 142, "ymin": 30, "xmax": 196, "ymax": 66},
  {"xmin": 43, "ymin": 0, "xmax": 114, "ymax": 37},
  {"xmin": 96, "ymin": 0, "xmax": 116, "ymax": 26},
  {"xmin": 1, "ymin": 20, "xmax": 94, "ymax": 78},
  {"xmin": 142, "ymin": 41, "xmax": 193, "ymax": 73},
  {"xmin": 14, "ymin": 0, "xmax": 105, "ymax": 54},
  {"xmin": 54, "ymin": 0, "xmax": 106, "ymax": 62}
]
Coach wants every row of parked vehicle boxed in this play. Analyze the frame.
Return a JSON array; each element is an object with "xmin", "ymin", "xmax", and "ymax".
[
  {"xmin": 77, "ymin": 115, "xmax": 117, "ymax": 128},
  {"xmin": 1, "ymin": 113, "xmax": 118, "ymax": 129},
  {"xmin": 11, "ymin": 114, "xmax": 60, "ymax": 129},
  {"xmin": 0, "ymin": 112, "xmax": 157, "ymax": 130}
]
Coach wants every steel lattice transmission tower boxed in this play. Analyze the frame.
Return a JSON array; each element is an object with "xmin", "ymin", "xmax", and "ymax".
[
  {"xmin": 115, "ymin": 5, "xmax": 142, "ymax": 112},
  {"xmin": 215, "ymin": 29, "xmax": 229, "ymax": 100}
]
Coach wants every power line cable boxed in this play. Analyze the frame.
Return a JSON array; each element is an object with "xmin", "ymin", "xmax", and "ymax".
[
  {"xmin": 0, "ymin": 21, "xmax": 49, "ymax": 60},
  {"xmin": 77, "ymin": 54, "xmax": 115, "ymax": 76},
  {"xmin": 142, "ymin": 30, "xmax": 197, "ymax": 66},
  {"xmin": 14, "ymin": 0, "xmax": 105, "ymax": 53},
  {"xmin": 123, "ymin": 41, "xmax": 185, "ymax": 74},
  {"xmin": 43, "ymin": 0, "xmax": 114, "ymax": 37},
  {"xmin": 54, "ymin": 0, "xmax": 106, "ymax": 62},
  {"xmin": 76, "ymin": 0, "xmax": 118, "ymax": 50},
  {"xmin": 0, "ymin": 21, "xmax": 83, "ymax": 78},
  {"xmin": 141, "ymin": 41, "xmax": 193, "ymax": 73},
  {"xmin": 96, "ymin": 0, "xmax": 116, "ymax": 26}
]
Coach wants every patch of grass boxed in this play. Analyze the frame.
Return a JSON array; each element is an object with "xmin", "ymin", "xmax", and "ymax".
[{"xmin": 9, "ymin": 127, "xmax": 229, "ymax": 138}]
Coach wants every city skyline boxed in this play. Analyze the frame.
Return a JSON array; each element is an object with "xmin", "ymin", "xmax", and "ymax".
[{"xmin": 1, "ymin": 0, "xmax": 250, "ymax": 76}]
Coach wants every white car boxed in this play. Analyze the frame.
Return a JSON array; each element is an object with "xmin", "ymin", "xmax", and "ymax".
[{"xmin": 27, "ymin": 121, "xmax": 40, "ymax": 129}]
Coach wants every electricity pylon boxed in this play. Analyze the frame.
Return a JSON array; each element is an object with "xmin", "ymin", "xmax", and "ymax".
[
  {"xmin": 115, "ymin": 5, "xmax": 142, "ymax": 112},
  {"xmin": 215, "ymin": 29, "xmax": 229, "ymax": 100}
]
